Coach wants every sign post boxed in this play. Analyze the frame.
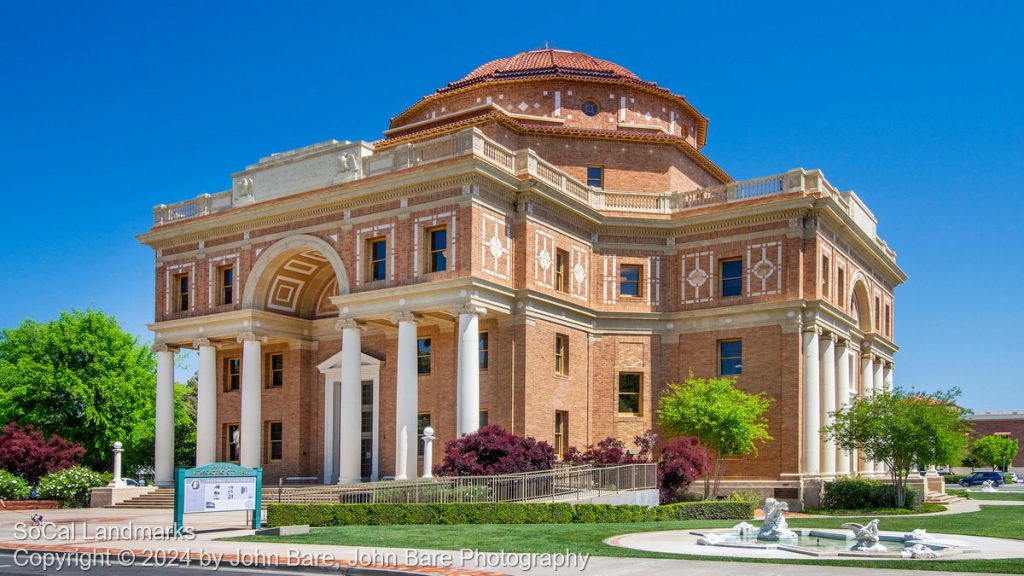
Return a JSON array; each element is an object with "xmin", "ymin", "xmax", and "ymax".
[{"xmin": 173, "ymin": 462, "xmax": 262, "ymax": 535}]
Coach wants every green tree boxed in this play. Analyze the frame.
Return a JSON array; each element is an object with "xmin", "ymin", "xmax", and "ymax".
[
  {"xmin": 971, "ymin": 434, "xmax": 1019, "ymax": 472},
  {"xmin": 123, "ymin": 374, "xmax": 197, "ymax": 475},
  {"xmin": 0, "ymin": 309, "xmax": 155, "ymax": 470},
  {"xmin": 657, "ymin": 374, "xmax": 773, "ymax": 499},
  {"xmin": 824, "ymin": 388, "xmax": 971, "ymax": 508}
]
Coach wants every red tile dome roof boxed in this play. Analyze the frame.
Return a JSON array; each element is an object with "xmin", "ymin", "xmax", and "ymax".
[{"xmin": 440, "ymin": 48, "xmax": 646, "ymax": 93}]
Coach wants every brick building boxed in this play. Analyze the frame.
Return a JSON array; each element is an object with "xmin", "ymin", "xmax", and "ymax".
[
  {"xmin": 139, "ymin": 49, "xmax": 905, "ymax": 500},
  {"xmin": 966, "ymin": 412, "xmax": 1024, "ymax": 471}
]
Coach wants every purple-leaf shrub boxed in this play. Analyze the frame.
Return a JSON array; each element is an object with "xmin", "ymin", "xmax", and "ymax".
[
  {"xmin": 658, "ymin": 436, "xmax": 707, "ymax": 504},
  {"xmin": 0, "ymin": 423, "xmax": 85, "ymax": 484},
  {"xmin": 434, "ymin": 425, "xmax": 555, "ymax": 476}
]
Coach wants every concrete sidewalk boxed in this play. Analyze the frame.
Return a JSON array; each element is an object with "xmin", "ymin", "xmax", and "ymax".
[{"xmin": 0, "ymin": 506, "xmax": 1018, "ymax": 576}]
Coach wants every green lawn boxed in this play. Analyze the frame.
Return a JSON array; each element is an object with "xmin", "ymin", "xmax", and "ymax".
[
  {"xmin": 231, "ymin": 505, "xmax": 1024, "ymax": 573},
  {"xmin": 962, "ymin": 492, "xmax": 1024, "ymax": 502}
]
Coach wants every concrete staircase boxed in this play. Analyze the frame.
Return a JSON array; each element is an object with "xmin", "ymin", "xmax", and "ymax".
[
  {"xmin": 925, "ymin": 490, "xmax": 965, "ymax": 505},
  {"xmin": 110, "ymin": 488, "xmax": 175, "ymax": 508},
  {"xmin": 110, "ymin": 486, "xmax": 347, "ymax": 509}
]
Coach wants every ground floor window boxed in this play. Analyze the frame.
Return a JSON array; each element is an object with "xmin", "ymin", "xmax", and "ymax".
[
  {"xmin": 554, "ymin": 411, "xmax": 569, "ymax": 459},
  {"xmin": 225, "ymin": 424, "xmax": 239, "ymax": 462},
  {"xmin": 618, "ymin": 373, "xmax": 642, "ymax": 415},
  {"xmin": 479, "ymin": 409, "xmax": 489, "ymax": 427},
  {"xmin": 265, "ymin": 421, "xmax": 283, "ymax": 462}
]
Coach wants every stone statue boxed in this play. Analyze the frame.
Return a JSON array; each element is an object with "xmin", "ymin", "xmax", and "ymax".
[
  {"xmin": 757, "ymin": 498, "xmax": 797, "ymax": 541},
  {"xmin": 843, "ymin": 519, "xmax": 886, "ymax": 551},
  {"xmin": 234, "ymin": 177, "xmax": 254, "ymax": 202},
  {"xmin": 697, "ymin": 532, "xmax": 725, "ymax": 545},
  {"xmin": 905, "ymin": 543, "xmax": 938, "ymax": 559},
  {"xmin": 981, "ymin": 480, "xmax": 998, "ymax": 492},
  {"xmin": 905, "ymin": 528, "xmax": 931, "ymax": 541},
  {"xmin": 337, "ymin": 152, "xmax": 359, "ymax": 174}
]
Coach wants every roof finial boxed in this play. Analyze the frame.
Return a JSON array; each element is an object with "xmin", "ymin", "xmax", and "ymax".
[{"xmin": 544, "ymin": 41, "xmax": 549, "ymax": 49}]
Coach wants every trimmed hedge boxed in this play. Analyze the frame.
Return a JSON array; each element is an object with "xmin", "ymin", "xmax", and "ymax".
[
  {"xmin": 267, "ymin": 500, "xmax": 757, "ymax": 527},
  {"xmin": 823, "ymin": 477, "xmax": 916, "ymax": 510}
]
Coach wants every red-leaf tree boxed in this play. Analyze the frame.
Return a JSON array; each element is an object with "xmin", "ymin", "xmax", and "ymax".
[
  {"xmin": 658, "ymin": 436, "xmax": 707, "ymax": 504},
  {"xmin": 565, "ymin": 430, "xmax": 658, "ymax": 465},
  {"xmin": 0, "ymin": 423, "xmax": 85, "ymax": 483},
  {"xmin": 434, "ymin": 425, "xmax": 555, "ymax": 476}
]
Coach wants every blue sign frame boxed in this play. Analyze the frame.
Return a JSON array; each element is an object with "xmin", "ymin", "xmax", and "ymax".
[{"xmin": 173, "ymin": 462, "xmax": 262, "ymax": 535}]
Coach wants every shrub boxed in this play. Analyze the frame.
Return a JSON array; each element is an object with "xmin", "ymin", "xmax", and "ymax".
[
  {"xmin": 657, "ymin": 437, "xmax": 706, "ymax": 504},
  {"xmin": 434, "ymin": 425, "xmax": 554, "ymax": 476},
  {"xmin": 37, "ymin": 466, "xmax": 107, "ymax": 508},
  {"xmin": 0, "ymin": 423, "xmax": 85, "ymax": 484},
  {"xmin": 266, "ymin": 499, "xmax": 756, "ymax": 527},
  {"xmin": 823, "ymin": 477, "xmax": 917, "ymax": 510},
  {"xmin": 566, "ymin": 430, "xmax": 657, "ymax": 465},
  {"xmin": 0, "ymin": 469, "xmax": 30, "ymax": 500}
]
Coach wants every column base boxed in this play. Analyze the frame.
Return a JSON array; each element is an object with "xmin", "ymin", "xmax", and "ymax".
[{"xmin": 336, "ymin": 477, "xmax": 362, "ymax": 485}]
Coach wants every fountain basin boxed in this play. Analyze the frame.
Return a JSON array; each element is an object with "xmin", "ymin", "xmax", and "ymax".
[{"xmin": 692, "ymin": 528, "xmax": 976, "ymax": 558}]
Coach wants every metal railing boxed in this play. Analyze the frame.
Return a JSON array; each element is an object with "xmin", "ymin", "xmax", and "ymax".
[{"xmin": 267, "ymin": 463, "xmax": 657, "ymax": 505}]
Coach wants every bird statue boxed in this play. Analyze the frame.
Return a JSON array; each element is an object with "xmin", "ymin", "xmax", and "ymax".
[{"xmin": 842, "ymin": 519, "xmax": 885, "ymax": 551}]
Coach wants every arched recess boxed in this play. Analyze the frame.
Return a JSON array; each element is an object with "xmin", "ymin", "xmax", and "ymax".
[
  {"xmin": 242, "ymin": 234, "xmax": 350, "ymax": 318},
  {"xmin": 849, "ymin": 272, "xmax": 873, "ymax": 334}
]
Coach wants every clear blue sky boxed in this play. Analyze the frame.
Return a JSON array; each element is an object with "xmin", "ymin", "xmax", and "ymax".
[{"xmin": 1, "ymin": 2, "xmax": 1021, "ymax": 412}]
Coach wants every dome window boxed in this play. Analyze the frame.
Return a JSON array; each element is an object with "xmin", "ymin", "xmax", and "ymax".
[{"xmin": 581, "ymin": 100, "xmax": 599, "ymax": 117}]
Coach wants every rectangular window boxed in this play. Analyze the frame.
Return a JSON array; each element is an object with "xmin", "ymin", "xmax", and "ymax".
[
  {"xmin": 720, "ymin": 258, "xmax": 742, "ymax": 298},
  {"xmin": 417, "ymin": 413, "xmax": 431, "ymax": 456},
  {"xmin": 417, "ymin": 337, "xmax": 432, "ymax": 375},
  {"xmin": 554, "ymin": 411, "xmax": 569, "ymax": 459},
  {"xmin": 554, "ymin": 334, "xmax": 569, "ymax": 376},
  {"xmin": 175, "ymin": 273, "xmax": 190, "ymax": 312},
  {"xmin": 822, "ymin": 255, "xmax": 831, "ymax": 299},
  {"xmin": 874, "ymin": 297, "xmax": 881, "ymax": 330},
  {"xmin": 619, "ymin": 264, "xmax": 643, "ymax": 298},
  {"xmin": 885, "ymin": 304, "xmax": 892, "ymax": 337},
  {"xmin": 479, "ymin": 332, "xmax": 489, "ymax": 370},
  {"xmin": 219, "ymin": 266, "xmax": 234, "ymax": 305},
  {"xmin": 479, "ymin": 410, "xmax": 489, "ymax": 427},
  {"xmin": 837, "ymin": 268, "xmax": 846, "ymax": 308},
  {"xmin": 227, "ymin": 358, "xmax": 241, "ymax": 391},
  {"xmin": 586, "ymin": 166, "xmax": 604, "ymax": 188},
  {"xmin": 266, "ymin": 421, "xmax": 283, "ymax": 462},
  {"xmin": 719, "ymin": 340, "xmax": 743, "ymax": 376},
  {"xmin": 226, "ymin": 424, "xmax": 240, "ymax": 462},
  {"xmin": 555, "ymin": 249, "xmax": 569, "ymax": 292},
  {"xmin": 618, "ymin": 373, "xmax": 642, "ymax": 415},
  {"xmin": 427, "ymin": 226, "xmax": 448, "ymax": 273},
  {"xmin": 267, "ymin": 353, "xmax": 284, "ymax": 388},
  {"xmin": 367, "ymin": 237, "xmax": 387, "ymax": 282}
]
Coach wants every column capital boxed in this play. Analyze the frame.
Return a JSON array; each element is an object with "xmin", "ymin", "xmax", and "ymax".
[
  {"xmin": 335, "ymin": 318, "xmax": 361, "ymax": 332},
  {"xmin": 390, "ymin": 311, "xmax": 417, "ymax": 325},
  {"xmin": 236, "ymin": 331, "xmax": 266, "ymax": 344},
  {"xmin": 152, "ymin": 343, "xmax": 178, "ymax": 354},
  {"xmin": 820, "ymin": 332, "xmax": 838, "ymax": 343},
  {"xmin": 192, "ymin": 338, "xmax": 212, "ymax": 349},
  {"xmin": 802, "ymin": 325, "xmax": 822, "ymax": 336},
  {"xmin": 836, "ymin": 337, "xmax": 851, "ymax": 348},
  {"xmin": 452, "ymin": 303, "xmax": 487, "ymax": 317},
  {"xmin": 861, "ymin": 351, "xmax": 875, "ymax": 363}
]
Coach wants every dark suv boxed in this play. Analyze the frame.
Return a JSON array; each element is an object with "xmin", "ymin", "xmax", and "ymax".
[{"xmin": 959, "ymin": 471, "xmax": 1004, "ymax": 487}]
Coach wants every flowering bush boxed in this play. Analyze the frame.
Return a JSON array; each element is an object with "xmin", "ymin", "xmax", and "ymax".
[
  {"xmin": 37, "ymin": 466, "xmax": 108, "ymax": 508},
  {"xmin": 434, "ymin": 425, "xmax": 554, "ymax": 476},
  {"xmin": 0, "ymin": 423, "xmax": 85, "ymax": 484},
  {"xmin": 0, "ymin": 469, "xmax": 30, "ymax": 500},
  {"xmin": 658, "ymin": 436, "xmax": 707, "ymax": 504},
  {"xmin": 565, "ymin": 430, "xmax": 658, "ymax": 465}
]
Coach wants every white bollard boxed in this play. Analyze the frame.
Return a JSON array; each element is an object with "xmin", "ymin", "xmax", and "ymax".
[
  {"xmin": 421, "ymin": 427, "xmax": 434, "ymax": 479},
  {"xmin": 108, "ymin": 441, "xmax": 126, "ymax": 487}
]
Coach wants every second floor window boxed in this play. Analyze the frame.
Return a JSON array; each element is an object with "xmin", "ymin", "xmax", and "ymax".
[
  {"xmin": 417, "ymin": 337, "xmax": 432, "ymax": 374},
  {"xmin": 555, "ymin": 249, "xmax": 569, "ymax": 292},
  {"xmin": 267, "ymin": 353, "xmax": 284, "ymax": 388},
  {"xmin": 822, "ymin": 255, "xmax": 831, "ymax": 298},
  {"xmin": 719, "ymin": 340, "xmax": 743, "ymax": 376},
  {"xmin": 479, "ymin": 332, "xmax": 489, "ymax": 370},
  {"xmin": 227, "ymin": 358, "xmax": 241, "ymax": 391},
  {"xmin": 837, "ymin": 268, "xmax": 846, "ymax": 308},
  {"xmin": 427, "ymin": 226, "xmax": 448, "ymax": 273},
  {"xmin": 175, "ymin": 274, "xmax": 189, "ymax": 312},
  {"xmin": 220, "ymin": 266, "xmax": 234, "ymax": 305},
  {"xmin": 554, "ymin": 334, "xmax": 569, "ymax": 376},
  {"xmin": 368, "ymin": 237, "xmax": 387, "ymax": 282},
  {"xmin": 721, "ymin": 258, "xmax": 742, "ymax": 298},
  {"xmin": 587, "ymin": 166, "xmax": 604, "ymax": 188}
]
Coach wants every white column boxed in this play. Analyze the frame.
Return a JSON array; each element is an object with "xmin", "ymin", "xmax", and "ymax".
[
  {"xmin": 338, "ymin": 319, "xmax": 363, "ymax": 484},
  {"xmin": 323, "ymin": 376, "xmax": 335, "ymax": 483},
  {"xmin": 392, "ymin": 312, "xmax": 418, "ymax": 480},
  {"xmin": 154, "ymin": 344, "xmax": 176, "ymax": 486},
  {"xmin": 820, "ymin": 333, "xmax": 837, "ymax": 477},
  {"xmin": 238, "ymin": 332, "xmax": 263, "ymax": 469},
  {"xmin": 109, "ymin": 441, "xmax": 125, "ymax": 487},
  {"xmin": 836, "ymin": 340, "xmax": 852, "ymax": 476},
  {"xmin": 454, "ymin": 303, "xmax": 486, "ymax": 437},
  {"xmin": 860, "ymin": 351, "xmax": 875, "ymax": 475},
  {"xmin": 194, "ymin": 339, "xmax": 217, "ymax": 466},
  {"xmin": 884, "ymin": 362, "xmax": 894, "ymax": 392},
  {"xmin": 422, "ymin": 427, "xmax": 435, "ymax": 479},
  {"xmin": 802, "ymin": 326, "xmax": 821, "ymax": 476},
  {"xmin": 873, "ymin": 357, "xmax": 887, "ymax": 475}
]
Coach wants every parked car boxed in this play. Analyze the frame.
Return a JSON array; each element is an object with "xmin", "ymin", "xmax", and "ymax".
[
  {"xmin": 959, "ymin": 471, "xmax": 1004, "ymax": 487},
  {"xmin": 1007, "ymin": 472, "xmax": 1022, "ymax": 484}
]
